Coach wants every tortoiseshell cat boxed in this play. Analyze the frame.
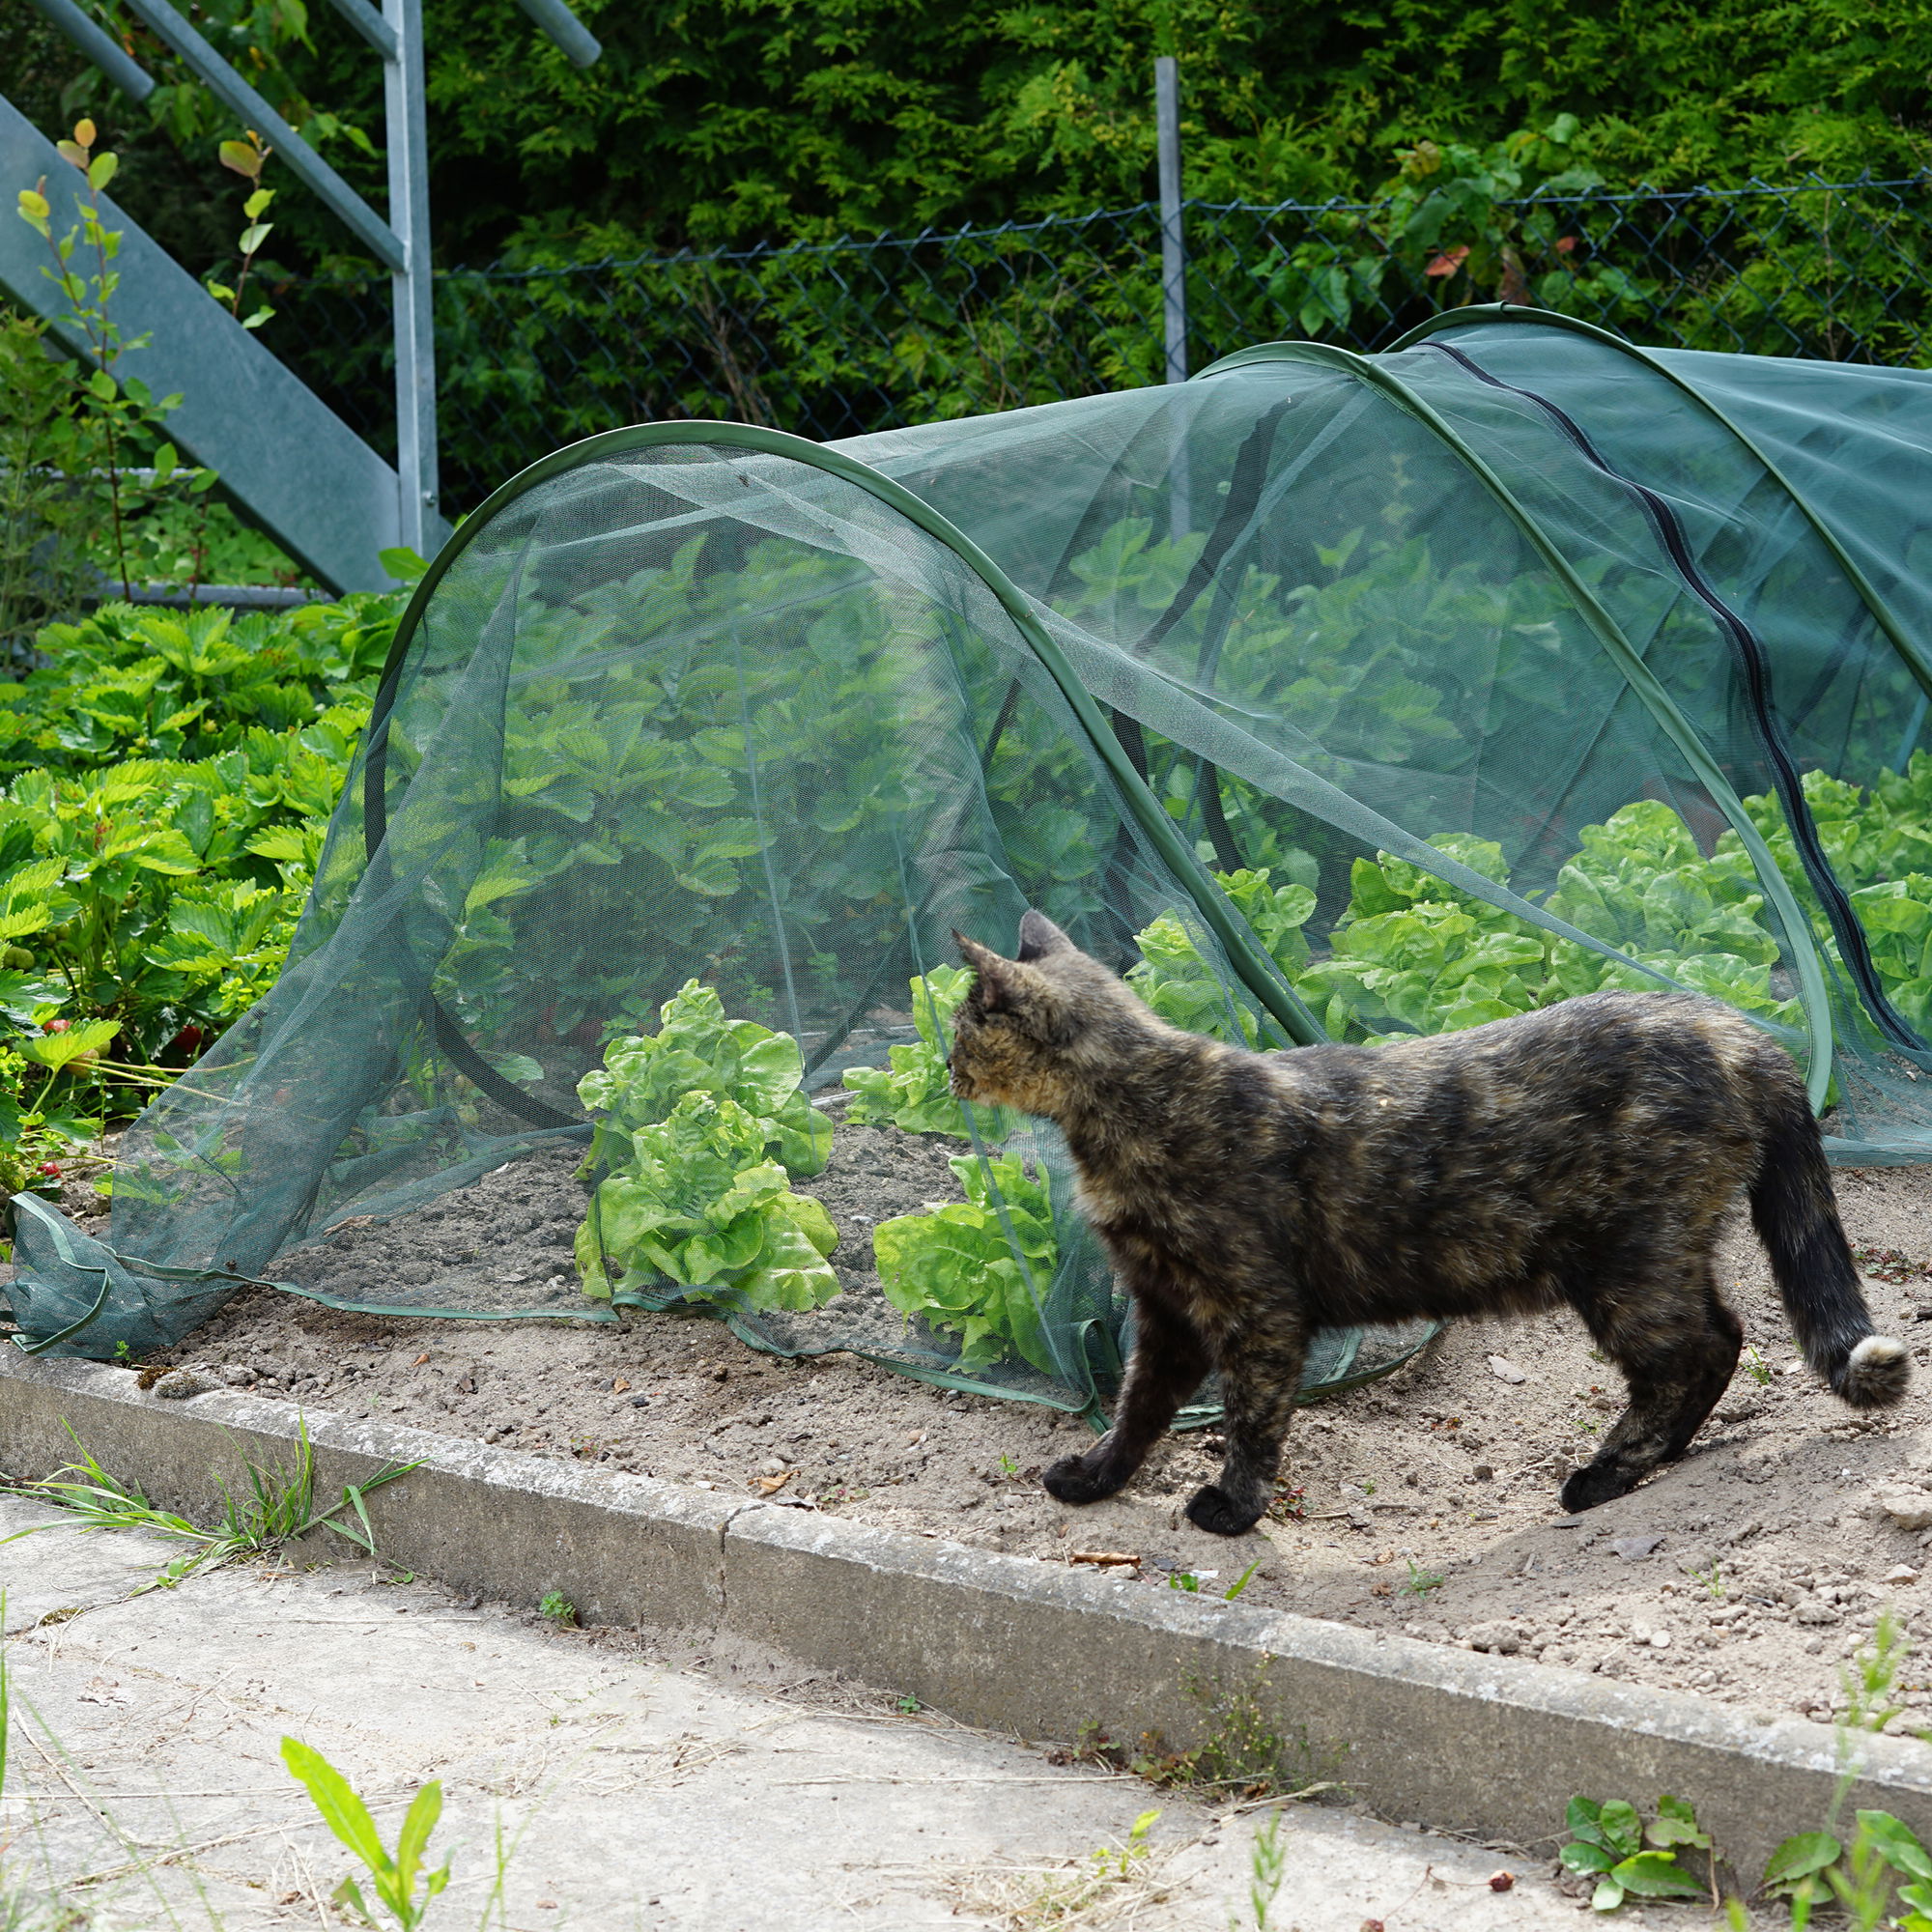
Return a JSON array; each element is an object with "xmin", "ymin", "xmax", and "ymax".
[{"xmin": 950, "ymin": 912, "xmax": 1907, "ymax": 1537}]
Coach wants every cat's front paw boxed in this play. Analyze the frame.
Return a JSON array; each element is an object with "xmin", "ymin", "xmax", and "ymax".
[
  {"xmin": 1042, "ymin": 1453, "xmax": 1125, "ymax": 1506},
  {"xmin": 1185, "ymin": 1483, "xmax": 1264, "ymax": 1537}
]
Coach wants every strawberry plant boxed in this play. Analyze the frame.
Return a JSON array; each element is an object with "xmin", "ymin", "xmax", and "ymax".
[
  {"xmin": 432, "ymin": 532, "xmax": 957, "ymax": 1052},
  {"xmin": 2, "ymin": 599, "xmax": 391, "ymax": 778},
  {"xmin": 0, "ymin": 585, "xmax": 399, "ymax": 1177}
]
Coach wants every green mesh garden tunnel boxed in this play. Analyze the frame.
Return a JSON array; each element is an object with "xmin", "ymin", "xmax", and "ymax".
[{"xmin": 14, "ymin": 306, "xmax": 1932, "ymax": 1420}]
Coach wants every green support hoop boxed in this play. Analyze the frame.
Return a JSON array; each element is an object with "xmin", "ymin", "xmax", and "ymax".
[{"xmin": 1389, "ymin": 305, "xmax": 1932, "ymax": 704}]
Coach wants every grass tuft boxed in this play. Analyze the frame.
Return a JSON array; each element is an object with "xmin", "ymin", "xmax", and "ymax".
[{"xmin": 0, "ymin": 1419, "xmax": 419, "ymax": 1592}]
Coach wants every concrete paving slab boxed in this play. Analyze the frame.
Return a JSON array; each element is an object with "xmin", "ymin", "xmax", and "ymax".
[{"xmin": 0, "ymin": 1496, "xmax": 1608, "ymax": 1930}]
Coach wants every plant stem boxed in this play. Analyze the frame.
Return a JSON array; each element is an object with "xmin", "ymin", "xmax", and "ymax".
[{"xmin": 83, "ymin": 178, "xmax": 131, "ymax": 601}]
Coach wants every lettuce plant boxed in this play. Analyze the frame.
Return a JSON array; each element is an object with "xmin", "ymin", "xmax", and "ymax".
[
  {"xmin": 575, "ymin": 1091, "xmax": 840, "ymax": 1308},
  {"xmin": 1128, "ymin": 868, "xmax": 1316, "ymax": 1045},
  {"xmin": 576, "ymin": 980, "xmax": 839, "ymax": 1308},
  {"xmin": 872, "ymin": 1150, "xmax": 1058, "ymax": 1372},
  {"xmin": 841, "ymin": 965, "xmax": 1016, "ymax": 1140},
  {"xmin": 1326, "ymin": 808, "xmax": 1798, "ymax": 1036},
  {"xmin": 1130, "ymin": 810, "xmax": 1809, "ymax": 1047},
  {"xmin": 1293, "ymin": 834, "xmax": 1554, "ymax": 1037},
  {"xmin": 580, "ymin": 979, "xmax": 832, "ymax": 1179},
  {"xmin": 1729, "ymin": 760, "xmax": 1932, "ymax": 1034}
]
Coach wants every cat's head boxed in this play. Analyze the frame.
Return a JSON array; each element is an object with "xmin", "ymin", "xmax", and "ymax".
[{"xmin": 947, "ymin": 910, "xmax": 1160, "ymax": 1120}]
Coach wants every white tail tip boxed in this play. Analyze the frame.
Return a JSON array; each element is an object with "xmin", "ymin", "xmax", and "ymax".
[{"xmin": 1844, "ymin": 1335, "xmax": 1911, "ymax": 1407}]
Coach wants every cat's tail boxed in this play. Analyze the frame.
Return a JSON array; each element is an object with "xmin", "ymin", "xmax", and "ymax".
[{"xmin": 1749, "ymin": 1084, "xmax": 1909, "ymax": 1408}]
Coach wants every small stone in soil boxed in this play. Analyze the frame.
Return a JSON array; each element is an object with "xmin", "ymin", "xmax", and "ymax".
[
  {"xmin": 1609, "ymin": 1535, "xmax": 1664, "ymax": 1561},
  {"xmin": 1874, "ymin": 1488, "xmax": 1932, "ymax": 1531},
  {"xmin": 1486, "ymin": 1355, "xmax": 1528, "ymax": 1384},
  {"xmin": 153, "ymin": 1369, "xmax": 213, "ymax": 1401}
]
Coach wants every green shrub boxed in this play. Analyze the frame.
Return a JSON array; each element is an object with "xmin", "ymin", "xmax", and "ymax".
[{"xmin": 0, "ymin": 308, "xmax": 99, "ymax": 656}]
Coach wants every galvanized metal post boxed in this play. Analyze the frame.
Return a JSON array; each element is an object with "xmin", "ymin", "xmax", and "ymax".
[
  {"xmin": 1155, "ymin": 55, "xmax": 1186, "ymax": 384},
  {"xmin": 515, "ymin": 0, "xmax": 602, "ymax": 66},
  {"xmin": 1154, "ymin": 56, "xmax": 1189, "ymax": 541},
  {"xmin": 384, "ymin": 0, "xmax": 438, "ymax": 554},
  {"xmin": 28, "ymin": 0, "xmax": 597, "ymax": 574}
]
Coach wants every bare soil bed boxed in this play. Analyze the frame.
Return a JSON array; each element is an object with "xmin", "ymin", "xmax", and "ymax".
[{"xmin": 37, "ymin": 1112, "xmax": 1932, "ymax": 1734}]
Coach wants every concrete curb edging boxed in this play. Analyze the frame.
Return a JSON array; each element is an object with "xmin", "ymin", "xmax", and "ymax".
[{"xmin": 4, "ymin": 1351, "xmax": 1927, "ymax": 1873}]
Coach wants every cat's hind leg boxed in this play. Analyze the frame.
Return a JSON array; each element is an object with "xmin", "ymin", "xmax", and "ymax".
[
  {"xmin": 1560, "ymin": 1264, "xmax": 1742, "ymax": 1514},
  {"xmin": 1044, "ymin": 1291, "xmax": 1209, "ymax": 1507},
  {"xmin": 1187, "ymin": 1322, "xmax": 1309, "ymax": 1536}
]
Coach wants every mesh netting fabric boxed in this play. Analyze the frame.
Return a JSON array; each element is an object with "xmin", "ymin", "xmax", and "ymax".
[{"xmin": 12, "ymin": 308, "xmax": 1932, "ymax": 1418}]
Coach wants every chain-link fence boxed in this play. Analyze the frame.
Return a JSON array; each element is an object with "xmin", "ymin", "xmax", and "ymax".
[{"xmin": 270, "ymin": 173, "xmax": 1932, "ymax": 513}]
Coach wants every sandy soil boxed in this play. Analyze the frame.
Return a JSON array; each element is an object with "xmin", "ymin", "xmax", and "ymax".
[{"xmin": 36, "ymin": 1116, "xmax": 1932, "ymax": 1733}]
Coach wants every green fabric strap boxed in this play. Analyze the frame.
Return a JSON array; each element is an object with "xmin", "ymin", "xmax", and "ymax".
[{"xmin": 1390, "ymin": 304, "xmax": 1932, "ymax": 704}]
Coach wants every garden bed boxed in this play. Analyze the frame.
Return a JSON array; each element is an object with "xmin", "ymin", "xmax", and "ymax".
[{"xmin": 38, "ymin": 1116, "xmax": 1932, "ymax": 1732}]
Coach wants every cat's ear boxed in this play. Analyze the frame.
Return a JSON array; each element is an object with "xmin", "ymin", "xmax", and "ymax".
[
  {"xmin": 953, "ymin": 929, "xmax": 1023, "ymax": 1011},
  {"xmin": 1015, "ymin": 909, "xmax": 1073, "ymax": 963}
]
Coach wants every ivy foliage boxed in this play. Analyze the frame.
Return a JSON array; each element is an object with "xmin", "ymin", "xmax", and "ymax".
[{"xmin": 10, "ymin": 0, "xmax": 1927, "ymax": 272}]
